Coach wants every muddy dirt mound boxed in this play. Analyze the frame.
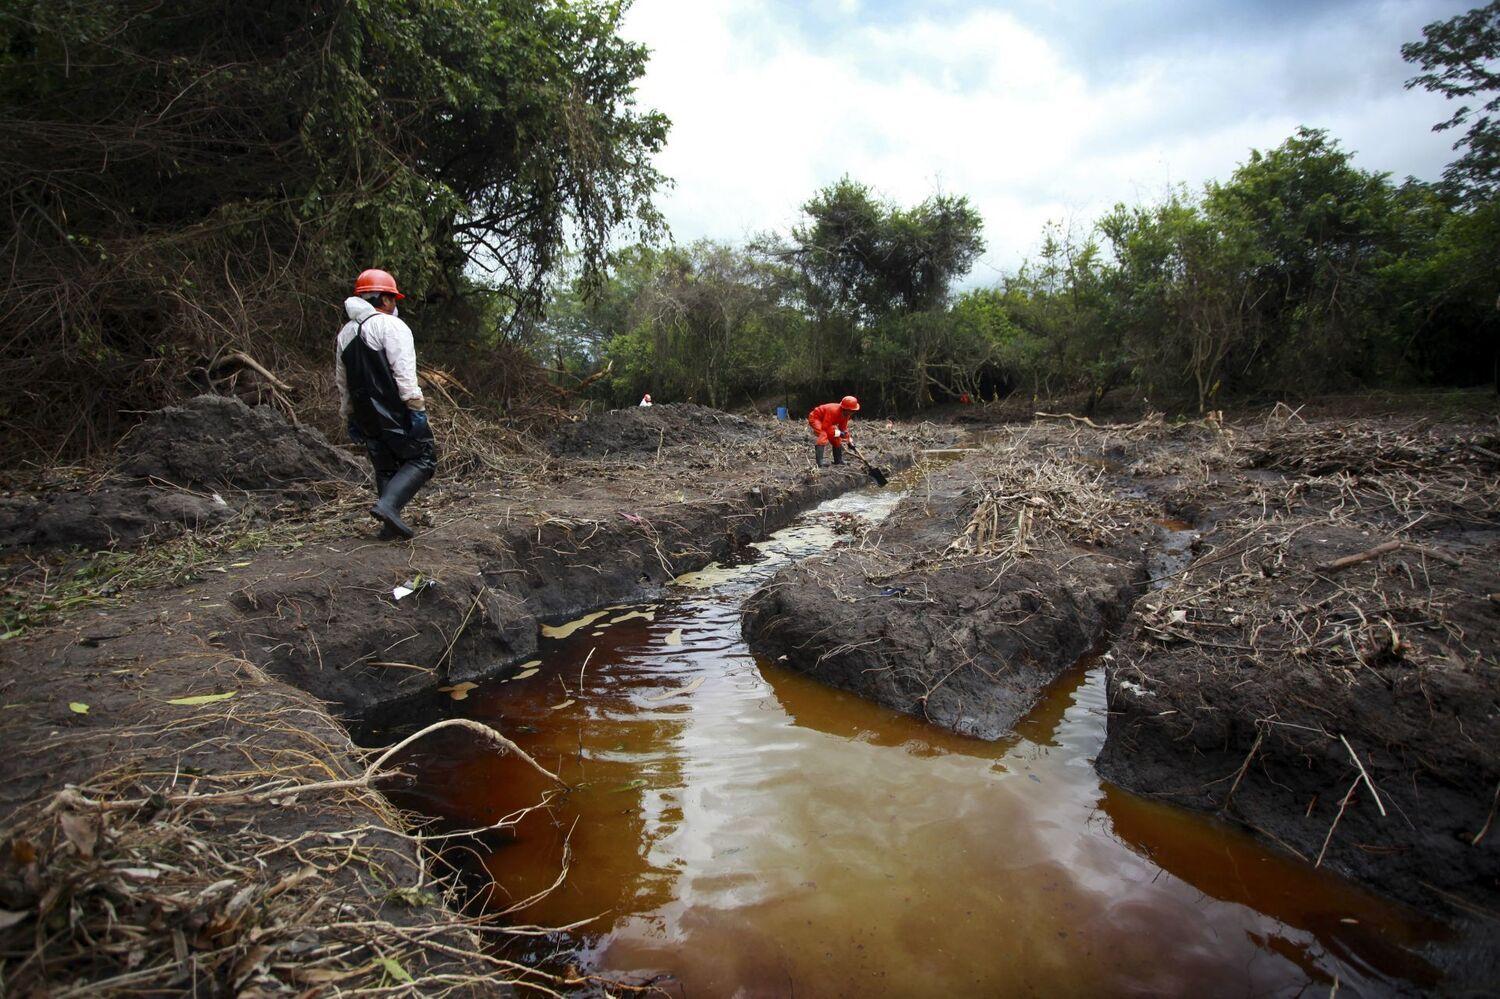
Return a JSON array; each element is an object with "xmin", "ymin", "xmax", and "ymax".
[
  {"xmin": 551, "ymin": 403, "xmax": 766, "ymax": 458},
  {"xmin": 744, "ymin": 440, "xmax": 1153, "ymax": 739},
  {"xmin": 119, "ymin": 395, "xmax": 364, "ymax": 489},
  {"xmin": 0, "ymin": 486, "xmax": 235, "ymax": 551}
]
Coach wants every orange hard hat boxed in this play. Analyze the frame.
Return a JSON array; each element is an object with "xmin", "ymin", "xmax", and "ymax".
[
  {"xmin": 840, "ymin": 395, "xmax": 860, "ymax": 411},
  {"xmin": 354, "ymin": 268, "xmax": 404, "ymax": 299}
]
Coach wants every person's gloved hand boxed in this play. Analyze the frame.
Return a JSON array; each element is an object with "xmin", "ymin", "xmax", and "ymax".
[
  {"xmin": 347, "ymin": 420, "xmax": 365, "ymax": 444},
  {"xmin": 410, "ymin": 409, "xmax": 431, "ymax": 436}
]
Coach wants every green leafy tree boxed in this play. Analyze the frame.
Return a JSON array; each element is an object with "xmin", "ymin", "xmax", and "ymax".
[
  {"xmin": 602, "ymin": 242, "xmax": 799, "ymax": 407},
  {"xmin": 1403, "ymin": 1, "xmax": 1500, "ymax": 197},
  {"xmin": 1207, "ymin": 128, "xmax": 1413, "ymax": 389},
  {"xmin": 0, "ymin": 0, "xmax": 668, "ymax": 457},
  {"xmin": 772, "ymin": 178, "xmax": 985, "ymax": 406}
]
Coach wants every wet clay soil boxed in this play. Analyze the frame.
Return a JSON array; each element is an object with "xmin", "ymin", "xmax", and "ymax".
[{"xmin": 382, "ymin": 490, "xmax": 1445, "ymax": 997}]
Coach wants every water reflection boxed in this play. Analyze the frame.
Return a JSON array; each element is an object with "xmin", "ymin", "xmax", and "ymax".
[{"xmin": 384, "ymin": 488, "xmax": 1444, "ymax": 997}]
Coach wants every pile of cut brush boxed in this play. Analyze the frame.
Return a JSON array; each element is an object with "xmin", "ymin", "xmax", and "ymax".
[{"xmin": 944, "ymin": 458, "xmax": 1137, "ymax": 564}]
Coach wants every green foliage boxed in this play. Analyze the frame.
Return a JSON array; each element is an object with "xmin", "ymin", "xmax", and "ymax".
[
  {"xmin": 1403, "ymin": 1, "xmax": 1500, "ymax": 197},
  {"xmin": 535, "ymin": 180, "xmax": 991, "ymax": 412},
  {"xmin": 781, "ymin": 177, "xmax": 985, "ymax": 321},
  {"xmin": 0, "ymin": 0, "xmax": 667, "ymax": 459},
  {"xmin": 582, "ymin": 242, "xmax": 798, "ymax": 407},
  {"xmin": 535, "ymin": 124, "xmax": 1495, "ymax": 418}
]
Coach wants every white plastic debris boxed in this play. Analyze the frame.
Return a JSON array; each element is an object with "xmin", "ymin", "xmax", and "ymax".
[{"xmin": 393, "ymin": 577, "xmax": 433, "ymax": 600}]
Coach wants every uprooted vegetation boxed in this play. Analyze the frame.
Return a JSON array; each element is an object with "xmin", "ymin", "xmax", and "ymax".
[
  {"xmin": 942, "ymin": 456, "xmax": 1138, "ymax": 561},
  {"xmin": 0, "ymin": 637, "xmax": 603, "ymax": 995},
  {"xmin": 1100, "ymin": 409, "xmax": 1500, "ymax": 919}
]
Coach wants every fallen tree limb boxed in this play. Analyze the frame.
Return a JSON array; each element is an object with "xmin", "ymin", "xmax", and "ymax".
[
  {"xmin": 1340, "ymin": 733, "xmax": 1387, "ymax": 818},
  {"xmin": 210, "ymin": 350, "xmax": 294, "ymax": 393},
  {"xmin": 1035, "ymin": 411, "xmax": 1103, "ymax": 429},
  {"xmin": 49, "ymin": 718, "xmax": 563, "ymax": 816},
  {"xmin": 1316, "ymin": 539, "xmax": 1462, "ymax": 573}
]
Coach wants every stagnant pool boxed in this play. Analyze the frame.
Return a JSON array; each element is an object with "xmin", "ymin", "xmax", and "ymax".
[{"xmin": 380, "ymin": 488, "xmax": 1442, "ymax": 996}]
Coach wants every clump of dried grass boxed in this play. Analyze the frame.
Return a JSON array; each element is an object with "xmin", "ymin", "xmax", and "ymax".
[
  {"xmin": 0, "ymin": 715, "xmax": 606, "ymax": 997},
  {"xmin": 945, "ymin": 458, "xmax": 1137, "ymax": 562}
]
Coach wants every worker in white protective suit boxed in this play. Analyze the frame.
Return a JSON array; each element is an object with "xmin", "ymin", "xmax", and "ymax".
[{"xmin": 335, "ymin": 269, "xmax": 437, "ymax": 540}]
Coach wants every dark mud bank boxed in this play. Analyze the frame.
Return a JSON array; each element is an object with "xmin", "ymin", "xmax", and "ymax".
[
  {"xmin": 220, "ymin": 463, "xmax": 894, "ymax": 718},
  {"xmin": 743, "ymin": 445, "xmax": 1153, "ymax": 739},
  {"xmin": 1094, "ymin": 419, "xmax": 1500, "ymax": 933}
]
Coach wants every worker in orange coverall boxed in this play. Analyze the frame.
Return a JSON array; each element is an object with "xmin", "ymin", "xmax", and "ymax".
[{"xmin": 807, "ymin": 395, "xmax": 860, "ymax": 467}]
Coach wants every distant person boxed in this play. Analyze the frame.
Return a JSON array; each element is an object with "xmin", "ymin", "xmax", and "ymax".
[
  {"xmin": 640, "ymin": 393, "xmax": 653, "ymax": 407},
  {"xmin": 808, "ymin": 396, "xmax": 859, "ymax": 466},
  {"xmin": 336, "ymin": 268, "xmax": 437, "ymax": 540}
]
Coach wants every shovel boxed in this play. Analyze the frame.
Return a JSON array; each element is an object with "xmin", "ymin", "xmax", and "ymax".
[{"xmin": 845, "ymin": 443, "xmax": 889, "ymax": 486}]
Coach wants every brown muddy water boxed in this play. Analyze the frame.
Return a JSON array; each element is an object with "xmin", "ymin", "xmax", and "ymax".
[{"xmin": 380, "ymin": 488, "xmax": 1444, "ymax": 997}]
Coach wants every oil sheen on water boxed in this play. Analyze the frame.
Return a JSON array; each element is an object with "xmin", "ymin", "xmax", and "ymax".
[{"xmin": 385, "ymin": 488, "xmax": 1442, "ymax": 997}]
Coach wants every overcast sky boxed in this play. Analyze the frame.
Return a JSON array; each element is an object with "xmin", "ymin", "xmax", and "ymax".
[{"xmin": 619, "ymin": 0, "xmax": 1471, "ymax": 282}]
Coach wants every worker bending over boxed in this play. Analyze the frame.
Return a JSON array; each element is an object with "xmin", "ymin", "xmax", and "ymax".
[
  {"xmin": 336, "ymin": 269, "xmax": 438, "ymax": 540},
  {"xmin": 808, "ymin": 396, "xmax": 860, "ymax": 467}
]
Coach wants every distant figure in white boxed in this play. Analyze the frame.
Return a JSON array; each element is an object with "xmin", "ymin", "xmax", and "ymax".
[{"xmin": 639, "ymin": 393, "xmax": 653, "ymax": 407}]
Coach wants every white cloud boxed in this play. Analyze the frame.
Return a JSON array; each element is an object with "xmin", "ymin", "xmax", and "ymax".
[{"xmin": 621, "ymin": 0, "xmax": 1460, "ymax": 281}]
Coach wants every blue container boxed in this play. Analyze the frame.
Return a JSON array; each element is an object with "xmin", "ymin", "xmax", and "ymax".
[{"xmin": 775, "ymin": 406, "xmax": 788, "ymax": 421}]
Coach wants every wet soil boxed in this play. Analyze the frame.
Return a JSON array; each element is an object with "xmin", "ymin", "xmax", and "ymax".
[
  {"xmin": 1096, "ymin": 415, "xmax": 1500, "ymax": 973},
  {"xmin": 550, "ymin": 402, "xmax": 765, "ymax": 458},
  {"xmin": 0, "ymin": 484, "xmax": 236, "ymax": 550},
  {"xmin": 742, "ymin": 451, "xmax": 1148, "ymax": 739},
  {"xmin": 381, "ymin": 488, "xmax": 1451, "ymax": 996},
  {"xmin": 118, "ymin": 394, "xmax": 365, "ymax": 489}
]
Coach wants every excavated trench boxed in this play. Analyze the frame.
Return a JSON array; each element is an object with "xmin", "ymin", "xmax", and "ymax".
[{"xmin": 368, "ymin": 482, "xmax": 1447, "ymax": 997}]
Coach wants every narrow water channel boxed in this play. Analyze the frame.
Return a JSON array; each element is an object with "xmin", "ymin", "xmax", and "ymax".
[{"xmin": 382, "ymin": 488, "xmax": 1443, "ymax": 997}]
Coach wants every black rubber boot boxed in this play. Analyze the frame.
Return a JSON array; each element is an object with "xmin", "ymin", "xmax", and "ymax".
[
  {"xmin": 814, "ymin": 445, "xmax": 826, "ymax": 467},
  {"xmin": 831, "ymin": 445, "xmax": 845, "ymax": 465},
  {"xmin": 369, "ymin": 467, "xmax": 400, "ymax": 538},
  {"xmin": 369, "ymin": 463, "xmax": 430, "ymax": 540}
]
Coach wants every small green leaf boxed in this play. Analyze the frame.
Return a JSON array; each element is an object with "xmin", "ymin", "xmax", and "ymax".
[
  {"xmin": 165, "ymin": 692, "xmax": 236, "ymax": 707},
  {"xmin": 375, "ymin": 956, "xmax": 412, "ymax": 984},
  {"xmin": 69, "ymin": 702, "xmax": 90, "ymax": 715}
]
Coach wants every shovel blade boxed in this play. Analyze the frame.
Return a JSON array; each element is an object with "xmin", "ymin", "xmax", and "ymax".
[{"xmin": 868, "ymin": 466, "xmax": 889, "ymax": 486}]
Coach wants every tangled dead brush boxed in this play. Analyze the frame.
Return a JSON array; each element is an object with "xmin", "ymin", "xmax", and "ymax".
[
  {"xmin": 1108, "ymin": 409, "xmax": 1500, "ymax": 872},
  {"xmin": 1238, "ymin": 415, "xmax": 1500, "ymax": 527},
  {"xmin": 0, "ymin": 712, "xmax": 611, "ymax": 997},
  {"xmin": 1239, "ymin": 413, "xmax": 1500, "ymax": 477},
  {"xmin": 945, "ymin": 458, "xmax": 1137, "ymax": 562},
  {"xmin": 1129, "ymin": 412, "xmax": 1497, "ymax": 680}
]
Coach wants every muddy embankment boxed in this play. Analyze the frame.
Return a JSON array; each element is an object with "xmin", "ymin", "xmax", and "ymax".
[
  {"xmin": 743, "ymin": 407, "xmax": 1500, "ymax": 969},
  {"xmin": 743, "ymin": 431, "xmax": 1152, "ymax": 738},
  {"xmin": 0, "ymin": 398, "xmax": 942, "ymax": 993}
]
